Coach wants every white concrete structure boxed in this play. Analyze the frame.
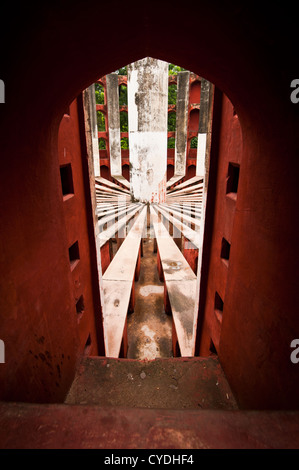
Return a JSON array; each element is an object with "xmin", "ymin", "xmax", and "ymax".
[
  {"xmin": 196, "ymin": 79, "xmax": 211, "ymax": 178},
  {"xmin": 83, "ymin": 85, "xmax": 100, "ymax": 177},
  {"xmin": 194, "ymin": 79, "xmax": 213, "ymax": 323},
  {"xmin": 174, "ymin": 71, "xmax": 190, "ymax": 176},
  {"xmin": 106, "ymin": 73, "xmax": 122, "ymax": 177},
  {"xmin": 166, "ymin": 71, "xmax": 190, "ymax": 189},
  {"xmin": 128, "ymin": 57, "xmax": 168, "ymax": 203}
]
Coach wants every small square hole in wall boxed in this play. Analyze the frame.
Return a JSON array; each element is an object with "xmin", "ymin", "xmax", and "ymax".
[
  {"xmin": 76, "ymin": 295, "xmax": 85, "ymax": 321},
  {"xmin": 60, "ymin": 164, "xmax": 74, "ymax": 199},
  {"xmin": 214, "ymin": 292, "xmax": 224, "ymax": 325},
  {"xmin": 215, "ymin": 292, "xmax": 224, "ymax": 312},
  {"xmin": 226, "ymin": 162, "xmax": 240, "ymax": 195},
  {"xmin": 83, "ymin": 334, "xmax": 92, "ymax": 357},
  {"xmin": 209, "ymin": 339, "xmax": 217, "ymax": 356},
  {"xmin": 69, "ymin": 241, "xmax": 80, "ymax": 270},
  {"xmin": 221, "ymin": 237, "xmax": 231, "ymax": 263}
]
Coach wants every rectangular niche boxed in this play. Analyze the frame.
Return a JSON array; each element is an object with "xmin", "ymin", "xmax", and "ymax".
[
  {"xmin": 68, "ymin": 240, "xmax": 80, "ymax": 270},
  {"xmin": 83, "ymin": 334, "xmax": 92, "ymax": 356},
  {"xmin": 214, "ymin": 291, "xmax": 224, "ymax": 324},
  {"xmin": 209, "ymin": 339, "xmax": 217, "ymax": 355},
  {"xmin": 76, "ymin": 294, "xmax": 85, "ymax": 322},
  {"xmin": 60, "ymin": 163, "xmax": 74, "ymax": 200},
  {"xmin": 221, "ymin": 237, "xmax": 231, "ymax": 266},
  {"xmin": 226, "ymin": 162, "xmax": 240, "ymax": 197}
]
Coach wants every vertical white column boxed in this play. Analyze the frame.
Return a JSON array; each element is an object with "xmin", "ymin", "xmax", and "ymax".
[
  {"xmin": 174, "ymin": 71, "xmax": 190, "ymax": 176},
  {"xmin": 194, "ymin": 80, "xmax": 214, "ymax": 332},
  {"xmin": 128, "ymin": 57, "xmax": 168, "ymax": 203},
  {"xmin": 196, "ymin": 79, "xmax": 211, "ymax": 178},
  {"xmin": 89, "ymin": 84, "xmax": 100, "ymax": 177},
  {"xmin": 106, "ymin": 73, "xmax": 122, "ymax": 177},
  {"xmin": 82, "ymin": 85, "xmax": 104, "ymax": 314},
  {"xmin": 82, "ymin": 85, "xmax": 100, "ymax": 177}
]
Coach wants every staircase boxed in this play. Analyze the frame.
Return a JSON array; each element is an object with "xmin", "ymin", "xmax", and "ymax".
[{"xmin": 1, "ymin": 355, "xmax": 299, "ymax": 449}]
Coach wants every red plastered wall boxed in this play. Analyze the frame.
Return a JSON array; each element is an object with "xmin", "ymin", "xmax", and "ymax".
[
  {"xmin": 198, "ymin": 94, "xmax": 242, "ymax": 356},
  {"xmin": 58, "ymin": 97, "xmax": 104, "ymax": 360}
]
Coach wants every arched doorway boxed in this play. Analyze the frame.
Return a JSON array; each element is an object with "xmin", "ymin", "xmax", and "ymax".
[{"xmin": 0, "ymin": 2, "xmax": 297, "ymax": 410}]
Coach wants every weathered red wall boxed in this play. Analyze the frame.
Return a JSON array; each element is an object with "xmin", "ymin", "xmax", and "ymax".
[
  {"xmin": 196, "ymin": 86, "xmax": 299, "ymax": 409},
  {"xmin": 58, "ymin": 98, "xmax": 104, "ymax": 358},
  {"xmin": 198, "ymin": 94, "xmax": 242, "ymax": 355}
]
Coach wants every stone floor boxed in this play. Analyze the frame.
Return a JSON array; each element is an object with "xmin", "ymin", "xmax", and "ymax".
[
  {"xmin": 2, "ymin": 400, "xmax": 299, "ymax": 449},
  {"xmin": 65, "ymin": 356, "xmax": 238, "ymax": 410},
  {"xmin": 126, "ymin": 220, "xmax": 173, "ymax": 360}
]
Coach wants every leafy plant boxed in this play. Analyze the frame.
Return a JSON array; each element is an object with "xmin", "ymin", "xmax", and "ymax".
[
  {"xmin": 168, "ymin": 112, "xmax": 176, "ymax": 132},
  {"xmin": 168, "ymin": 63, "xmax": 186, "ymax": 75},
  {"xmin": 95, "ymin": 83, "xmax": 104, "ymax": 104},
  {"xmin": 168, "ymin": 84, "xmax": 177, "ymax": 105},
  {"xmin": 168, "ymin": 137, "xmax": 175, "ymax": 149},
  {"xmin": 97, "ymin": 111, "xmax": 106, "ymax": 131},
  {"xmin": 190, "ymin": 136, "xmax": 198, "ymax": 149},
  {"xmin": 121, "ymin": 137, "xmax": 129, "ymax": 149},
  {"xmin": 119, "ymin": 85, "xmax": 128, "ymax": 106}
]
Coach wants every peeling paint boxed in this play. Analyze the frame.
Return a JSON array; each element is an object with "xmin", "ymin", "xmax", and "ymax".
[
  {"xmin": 106, "ymin": 74, "xmax": 122, "ymax": 176},
  {"xmin": 175, "ymin": 71, "xmax": 190, "ymax": 176},
  {"xmin": 128, "ymin": 58, "xmax": 168, "ymax": 203}
]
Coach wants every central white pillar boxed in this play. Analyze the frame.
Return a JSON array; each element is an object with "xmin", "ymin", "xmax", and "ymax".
[{"xmin": 128, "ymin": 57, "xmax": 168, "ymax": 203}]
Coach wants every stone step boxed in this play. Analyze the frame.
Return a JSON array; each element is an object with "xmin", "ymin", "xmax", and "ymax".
[
  {"xmin": 1, "ymin": 356, "xmax": 299, "ymax": 449},
  {"xmin": 1, "ymin": 401, "xmax": 299, "ymax": 449},
  {"xmin": 65, "ymin": 356, "xmax": 238, "ymax": 410}
]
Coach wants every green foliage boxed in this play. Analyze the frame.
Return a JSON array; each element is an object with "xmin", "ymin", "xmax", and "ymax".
[
  {"xmin": 98, "ymin": 138, "xmax": 106, "ymax": 150},
  {"xmin": 168, "ymin": 137, "xmax": 175, "ymax": 149},
  {"xmin": 95, "ymin": 83, "xmax": 104, "ymax": 105},
  {"xmin": 119, "ymin": 85, "xmax": 128, "ymax": 106},
  {"xmin": 120, "ymin": 111, "xmax": 128, "ymax": 132},
  {"xmin": 116, "ymin": 66, "xmax": 127, "ymax": 75},
  {"xmin": 168, "ymin": 112, "xmax": 176, "ymax": 132},
  {"xmin": 168, "ymin": 63, "xmax": 186, "ymax": 75},
  {"xmin": 190, "ymin": 136, "xmax": 198, "ymax": 149},
  {"xmin": 97, "ymin": 111, "xmax": 106, "ymax": 131},
  {"xmin": 121, "ymin": 137, "xmax": 129, "ymax": 149},
  {"xmin": 168, "ymin": 84, "xmax": 177, "ymax": 105}
]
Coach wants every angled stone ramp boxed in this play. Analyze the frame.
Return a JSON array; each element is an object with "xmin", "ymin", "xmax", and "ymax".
[
  {"xmin": 97, "ymin": 203, "xmax": 128, "ymax": 218},
  {"xmin": 96, "ymin": 197, "xmax": 131, "ymax": 205},
  {"xmin": 166, "ymin": 182, "xmax": 203, "ymax": 198},
  {"xmin": 102, "ymin": 205, "xmax": 147, "ymax": 358},
  {"xmin": 98, "ymin": 203, "xmax": 140, "ymax": 229},
  {"xmin": 95, "ymin": 183, "xmax": 130, "ymax": 196},
  {"xmin": 150, "ymin": 205, "xmax": 197, "ymax": 357},
  {"xmin": 166, "ymin": 187, "xmax": 203, "ymax": 202},
  {"xmin": 95, "ymin": 176, "xmax": 131, "ymax": 194},
  {"xmin": 154, "ymin": 204, "xmax": 200, "ymax": 249},
  {"xmin": 166, "ymin": 196, "xmax": 203, "ymax": 204},
  {"xmin": 167, "ymin": 175, "xmax": 203, "ymax": 194},
  {"xmin": 159, "ymin": 203, "xmax": 202, "ymax": 230},
  {"xmin": 96, "ymin": 190, "xmax": 129, "ymax": 199},
  {"xmin": 166, "ymin": 174, "xmax": 184, "ymax": 189},
  {"xmin": 96, "ymin": 196, "xmax": 131, "ymax": 204},
  {"xmin": 166, "ymin": 189, "xmax": 203, "ymax": 200},
  {"xmin": 95, "ymin": 192, "xmax": 131, "ymax": 202},
  {"xmin": 166, "ymin": 202, "xmax": 202, "ymax": 218},
  {"xmin": 97, "ymin": 203, "xmax": 143, "ymax": 249},
  {"xmin": 112, "ymin": 174, "xmax": 130, "ymax": 189}
]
